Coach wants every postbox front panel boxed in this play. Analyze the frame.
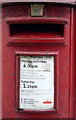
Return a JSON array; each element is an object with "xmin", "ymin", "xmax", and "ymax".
[
  {"xmin": 16, "ymin": 53, "xmax": 57, "ymax": 112},
  {"xmin": 2, "ymin": 4, "xmax": 72, "ymax": 118}
]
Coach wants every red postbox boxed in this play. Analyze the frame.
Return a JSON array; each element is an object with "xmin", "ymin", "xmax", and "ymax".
[{"xmin": 1, "ymin": 0, "xmax": 75, "ymax": 119}]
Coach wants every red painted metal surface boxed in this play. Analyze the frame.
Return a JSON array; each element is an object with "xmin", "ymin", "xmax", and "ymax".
[
  {"xmin": 0, "ymin": 6, "xmax": 2, "ymax": 119},
  {"xmin": 74, "ymin": 8, "xmax": 76, "ymax": 120},
  {"xmin": 2, "ymin": 3, "xmax": 75, "ymax": 119},
  {"xmin": 6, "ymin": 17, "xmax": 67, "ymax": 44}
]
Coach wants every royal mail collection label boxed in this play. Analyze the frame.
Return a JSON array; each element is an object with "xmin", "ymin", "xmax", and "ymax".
[{"xmin": 19, "ymin": 55, "xmax": 54, "ymax": 110}]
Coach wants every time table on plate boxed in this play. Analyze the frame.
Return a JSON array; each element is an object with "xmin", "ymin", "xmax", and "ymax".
[{"xmin": 19, "ymin": 55, "xmax": 54, "ymax": 110}]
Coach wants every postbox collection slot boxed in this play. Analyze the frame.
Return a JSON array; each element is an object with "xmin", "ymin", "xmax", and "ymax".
[{"xmin": 9, "ymin": 24, "xmax": 64, "ymax": 39}]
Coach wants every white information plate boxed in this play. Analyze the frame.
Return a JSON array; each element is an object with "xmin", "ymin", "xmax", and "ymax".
[{"xmin": 19, "ymin": 55, "xmax": 54, "ymax": 111}]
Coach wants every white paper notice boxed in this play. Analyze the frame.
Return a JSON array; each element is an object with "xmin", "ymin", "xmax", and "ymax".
[{"xmin": 19, "ymin": 55, "xmax": 54, "ymax": 111}]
